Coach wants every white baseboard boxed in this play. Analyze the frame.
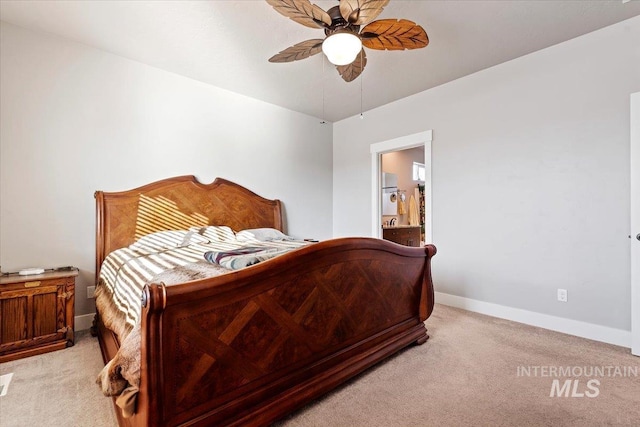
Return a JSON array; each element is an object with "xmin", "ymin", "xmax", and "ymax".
[
  {"xmin": 75, "ymin": 313, "xmax": 95, "ymax": 331},
  {"xmin": 435, "ymin": 292, "xmax": 631, "ymax": 348},
  {"xmin": 74, "ymin": 296, "xmax": 631, "ymax": 348}
]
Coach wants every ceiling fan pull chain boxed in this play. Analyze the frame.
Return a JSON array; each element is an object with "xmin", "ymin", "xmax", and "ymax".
[
  {"xmin": 360, "ymin": 49, "xmax": 364, "ymax": 120},
  {"xmin": 321, "ymin": 54, "xmax": 326, "ymax": 124}
]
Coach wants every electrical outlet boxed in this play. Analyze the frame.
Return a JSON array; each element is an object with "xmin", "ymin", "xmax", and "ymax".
[
  {"xmin": 87, "ymin": 286, "xmax": 95, "ymax": 299},
  {"xmin": 557, "ymin": 288, "xmax": 568, "ymax": 302}
]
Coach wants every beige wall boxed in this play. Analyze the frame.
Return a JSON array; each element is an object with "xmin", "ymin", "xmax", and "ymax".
[
  {"xmin": 333, "ymin": 16, "xmax": 640, "ymax": 332},
  {"xmin": 0, "ymin": 22, "xmax": 333, "ymax": 320}
]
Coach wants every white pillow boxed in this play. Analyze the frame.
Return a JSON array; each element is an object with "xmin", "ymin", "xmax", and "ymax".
[
  {"xmin": 235, "ymin": 228, "xmax": 292, "ymax": 242},
  {"xmin": 184, "ymin": 231, "xmax": 211, "ymax": 245},
  {"xmin": 130, "ymin": 229, "xmax": 211, "ymax": 251},
  {"xmin": 191, "ymin": 225, "xmax": 237, "ymax": 242},
  {"xmin": 130, "ymin": 230, "xmax": 190, "ymax": 251}
]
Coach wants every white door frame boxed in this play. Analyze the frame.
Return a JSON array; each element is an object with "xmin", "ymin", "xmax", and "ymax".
[
  {"xmin": 370, "ymin": 130, "xmax": 433, "ymax": 242},
  {"xmin": 631, "ymin": 92, "xmax": 639, "ymax": 356}
]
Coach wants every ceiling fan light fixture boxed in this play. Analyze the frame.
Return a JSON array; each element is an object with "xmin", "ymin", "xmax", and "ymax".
[
  {"xmin": 322, "ymin": 32, "xmax": 362, "ymax": 66},
  {"xmin": 267, "ymin": 0, "xmax": 429, "ymax": 82}
]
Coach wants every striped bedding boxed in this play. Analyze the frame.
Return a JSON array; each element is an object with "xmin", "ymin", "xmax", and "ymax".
[
  {"xmin": 98, "ymin": 228, "xmax": 309, "ymax": 330},
  {"xmin": 95, "ymin": 227, "xmax": 310, "ymax": 409}
]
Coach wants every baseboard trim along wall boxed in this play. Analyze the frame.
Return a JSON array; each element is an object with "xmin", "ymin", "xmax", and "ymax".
[
  {"xmin": 435, "ymin": 292, "xmax": 631, "ymax": 349},
  {"xmin": 75, "ymin": 313, "xmax": 95, "ymax": 331},
  {"xmin": 77, "ymin": 295, "xmax": 631, "ymax": 348}
]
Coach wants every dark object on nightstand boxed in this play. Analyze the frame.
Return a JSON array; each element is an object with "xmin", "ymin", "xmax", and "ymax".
[{"xmin": 0, "ymin": 268, "xmax": 77, "ymax": 362}]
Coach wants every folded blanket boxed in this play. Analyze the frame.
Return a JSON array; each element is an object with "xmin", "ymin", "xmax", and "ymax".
[
  {"xmin": 204, "ymin": 246, "xmax": 289, "ymax": 270},
  {"xmin": 96, "ymin": 261, "xmax": 229, "ymax": 399}
]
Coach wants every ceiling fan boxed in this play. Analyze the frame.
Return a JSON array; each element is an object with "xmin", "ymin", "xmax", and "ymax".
[{"xmin": 266, "ymin": 0, "xmax": 429, "ymax": 82}]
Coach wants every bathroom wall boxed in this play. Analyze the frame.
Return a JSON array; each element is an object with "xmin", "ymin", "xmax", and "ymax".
[{"xmin": 381, "ymin": 147, "xmax": 425, "ymax": 226}]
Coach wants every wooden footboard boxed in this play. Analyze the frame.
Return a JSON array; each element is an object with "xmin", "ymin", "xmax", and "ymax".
[{"xmin": 125, "ymin": 238, "xmax": 436, "ymax": 426}]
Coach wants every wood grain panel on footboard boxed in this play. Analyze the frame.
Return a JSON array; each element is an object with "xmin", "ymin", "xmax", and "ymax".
[{"xmin": 133, "ymin": 238, "xmax": 436, "ymax": 426}]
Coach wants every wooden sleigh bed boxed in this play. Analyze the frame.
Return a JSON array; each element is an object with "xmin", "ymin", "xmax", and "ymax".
[{"xmin": 93, "ymin": 175, "xmax": 437, "ymax": 427}]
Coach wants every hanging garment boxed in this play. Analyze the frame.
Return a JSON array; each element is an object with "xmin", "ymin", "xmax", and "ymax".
[
  {"xmin": 397, "ymin": 194, "xmax": 407, "ymax": 215},
  {"xmin": 408, "ymin": 195, "xmax": 419, "ymax": 226}
]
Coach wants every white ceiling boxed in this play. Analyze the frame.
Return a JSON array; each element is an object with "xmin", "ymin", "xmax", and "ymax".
[{"xmin": 1, "ymin": 0, "xmax": 639, "ymax": 122}]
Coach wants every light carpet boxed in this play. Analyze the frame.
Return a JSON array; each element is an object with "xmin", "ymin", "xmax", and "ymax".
[
  {"xmin": 1, "ymin": 304, "xmax": 638, "ymax": 426},
  {"xmin": 0, "ymin": 330, "xmax": 117, "ymax": 427}
]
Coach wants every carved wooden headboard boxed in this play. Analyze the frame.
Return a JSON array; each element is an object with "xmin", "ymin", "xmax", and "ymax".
[{"xmin": 95, "ymin": 175, "xmax": 283, "ymax": 281}]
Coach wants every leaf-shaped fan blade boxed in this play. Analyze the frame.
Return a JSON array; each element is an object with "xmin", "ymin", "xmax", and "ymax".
[
  {"xmin": 266, "ymin": 0, "xmax": 332, "ymax": 29},
  {"xmin": 361, "ymin": 19, "xmax": 429, "ymax": 50},
  {"xmin": 336, "ymin": 49, "xmax": 367, "ymax": 82},
  {"xmin": 339, "ymin": 0, "xmax": 389, "ymax": 26},
  {"xmin": 269, "ymin": 39, "xmax": 324, "ymax": 62}
]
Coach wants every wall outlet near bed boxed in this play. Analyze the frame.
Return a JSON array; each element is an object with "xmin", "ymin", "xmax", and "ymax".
[
  {"xmin": 557, "ymin": 288, "xmax": 568, "ymax": 302},
  {"xmin": 87, "ymin": 286, "xmax": 95, "ymax": 299}
]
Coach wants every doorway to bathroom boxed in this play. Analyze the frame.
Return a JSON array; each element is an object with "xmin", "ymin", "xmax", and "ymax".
[{"xmin": 370, "ymin": 130, "xmax": 433, "ymax": 244}]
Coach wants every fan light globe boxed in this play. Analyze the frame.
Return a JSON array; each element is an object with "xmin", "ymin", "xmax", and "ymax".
[{"xmin": 322, "ymin": 32, "xmax": 362, "ymax": 66}]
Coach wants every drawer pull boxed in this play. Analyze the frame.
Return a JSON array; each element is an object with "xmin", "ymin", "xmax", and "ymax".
[{"xmin": 24, "ymin": 281, "xmax": 41, "ymax": 288}]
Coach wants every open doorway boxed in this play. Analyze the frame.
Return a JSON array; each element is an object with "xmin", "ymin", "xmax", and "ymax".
[
  {"xmin": 380, "ymin": 147, "xmax": 426, "ymax": 246},
  {"xmin": 370, "ymin": 131, "xmax": 433, "ymax": 244}
]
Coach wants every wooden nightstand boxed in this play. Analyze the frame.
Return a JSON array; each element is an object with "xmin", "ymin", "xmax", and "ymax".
[{"xmin": 0, "ymin": 268, "xmax": 77, "ymax": 362}]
